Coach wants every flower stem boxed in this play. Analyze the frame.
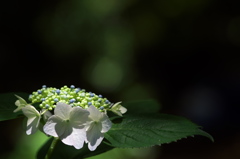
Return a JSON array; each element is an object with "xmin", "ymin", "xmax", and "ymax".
[{"xmin": 44, "ymin": 137, "xmax": 59, "ymax": 159}]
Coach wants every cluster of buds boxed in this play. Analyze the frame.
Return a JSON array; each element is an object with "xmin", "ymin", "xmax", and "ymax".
[
  {"xmin": 13, "ymin": 85, "xmax": 127, "ymax": 151},
  {"xmin": 28, "ymin": 85, "xmax": 112, "ymax": 111}
]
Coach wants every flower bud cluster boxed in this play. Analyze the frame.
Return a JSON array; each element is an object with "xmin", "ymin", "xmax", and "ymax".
[{"xmin": 28, "ymin": 85, "xmax": 112, "ymax": 111}]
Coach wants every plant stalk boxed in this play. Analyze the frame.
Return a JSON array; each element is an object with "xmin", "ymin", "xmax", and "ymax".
[{"xmin": 44, "ymin": 137, "xmax": 59, "ymax": 159}]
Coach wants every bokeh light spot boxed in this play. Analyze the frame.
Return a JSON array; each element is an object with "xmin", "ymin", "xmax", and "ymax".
[{"xmin": 91, "ymin": 57, "xmax": 123, "ymax": 92}]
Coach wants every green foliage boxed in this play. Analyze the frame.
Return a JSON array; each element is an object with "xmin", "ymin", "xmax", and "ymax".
[
  {"xmin": 0, "ymin": 94, "xmax": 213, "ymax": 159},
  {"xmin": 105, "ymin": 114, "xmax": 213, "ymax": 148},
  {"xmin": 0, "ymin": 92, "xmax": 29, "ymax": 121}
]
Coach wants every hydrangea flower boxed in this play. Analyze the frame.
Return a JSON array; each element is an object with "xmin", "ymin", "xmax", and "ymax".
[
  {"xmin": 22, "ymin": 105, "xmax": 41, "ymax": 135},
  {"xmin": 43, "ymin": 102, "xmax": 89, "ymax": 149},
  {"xmin": 14, "ymin": 85, "xmax": 124, "ymax": 151},
  {"xmin": 110, "ymin": 102, "xmax": 127, "ymax": 116},
  {"xmin": 85, "ymin": 105, "xmax": 112, "ymax": 151},
  {"xmin": 14, "ymin": 95, "xmax": 29, "ymax": 113}
]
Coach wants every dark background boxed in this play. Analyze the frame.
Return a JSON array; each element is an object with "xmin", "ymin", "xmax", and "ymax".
[{"xmin": 1, "ymin": 0, "xmax": 240, "ymax": 158}]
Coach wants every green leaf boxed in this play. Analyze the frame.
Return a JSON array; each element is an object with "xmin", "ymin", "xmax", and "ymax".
[
  {"xmin": 37, "ymin": 137, "xmax": 114, "ymax": 159},
  {"xmin": 123, "ymin": 99, "xmax": 161, "ymax": 115},
  {"xmin": 105, "ymin": 114, "xmax": 214, "ymax": 148},
  {"xmin": 0, "ymin": 92, "xmax": 29, "ymax": 121}
]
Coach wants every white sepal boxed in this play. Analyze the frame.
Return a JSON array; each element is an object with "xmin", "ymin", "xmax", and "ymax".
[
  {"xmin": 85, "ymin": 105, "xmax": 112, "ymax": 151},
  {"xmin": 22, "ymin": 105, "xmax": 41, "ymax": 135},
  {"xmin": 14, "ymin": 95, "xmax": 29, "ymax": 113},
  {"xmin": 110, "ymin": 102, "xmax": 127, "ymax": 116}
]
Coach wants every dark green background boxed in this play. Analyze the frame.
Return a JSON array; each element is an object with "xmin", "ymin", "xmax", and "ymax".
[{"xmin": 1, "ymin": 0, "xmax": 240, "ymax": 158}]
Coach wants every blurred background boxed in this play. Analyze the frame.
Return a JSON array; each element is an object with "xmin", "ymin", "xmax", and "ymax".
[{"xmin": 1, "ymin": 0, "xmax": 240, "ymax": 158}]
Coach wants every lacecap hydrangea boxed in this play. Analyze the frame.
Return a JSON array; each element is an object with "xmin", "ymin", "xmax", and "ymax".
[{"xmin": 13, "ymin": 85, "xmax": 127, "ymax": 151}]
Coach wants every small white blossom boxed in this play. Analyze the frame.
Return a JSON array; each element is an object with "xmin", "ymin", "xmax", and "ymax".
[
  {"xmin": 38, "ymin": 109, "xmax": 52, "ymax": 133},
  {"xmin": 14, "ymin": 95, "xmax": 29, "ymax": 113},
  {"xmin": 110, "ymin": 102, "xmax": 127, "ymax": 116},
  {"xmin": 22, "ymin": 105, "xmax": 41, "ymax": 135},
  {"xmin": 42, "ymin": 109, "xmax": 52, "ymax": 122},
  {"xmin": 85, "ymin": 105, "xmax": 112, "ymax": 151},
  {"xmin": 43, "ymin": 102, "xmax": 89, "ymax": 149}
]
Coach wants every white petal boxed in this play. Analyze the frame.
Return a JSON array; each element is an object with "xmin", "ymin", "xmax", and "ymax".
[
  {"xmin": 85, "ymin": 121, "xmax": 94, "ymax": 132},
  {"xmin": 42, "ymin": 110, "xmax": 52, "ymax": 122},
  {"xmin": 61, "ymin": 126, "xmax": 86, "ymax": 149},
  {"xmin": 26, "ymin": 116, "xmax": 41, "ymax": 135},
  {"xmin": 22, "ymin": 106, "xmax": 41, "ymax": 135},
  {"xmin": 100, "ymin": 115, "xmax": 112, "ymax": 133},
  {"xmin": 111, "ymin": 102, "xmax": 122, "ymax": 108},
  {"xmin": 69, "ymin": 107, "xmax": 89, "ymax": 127},
  {"xmin": 119, "ymin": 106, "xmax": 127, "ymax": 114},
  {"xmin": 110, "ymin": 102, "xmax": 127, "ymax": 116},
  {"xmin": 88, "ymin": 135, "xmax": 104, "ymax": 151},
  {"xmin": 14, "ymin": 95, "xmax": 28, "ymax": 112},
  {"xmin": 13, "ymin": 106, "xmax": 23, "ymax": 113},
  {"xmin": 15, "ymin": 95, "xmax": 28, "ymax": 105},
  {"xmin": 26, "ymin": 116, "xmax": 37, "ymax": 126},
  {"xmin": 22, "ymin": 105, "xmax": 40, "ymax": 118},
  {"xmin": 86, "ymin": 122, "xmax": 104, "ymax": 151},
  {"xmin": 87, "ymin": 105, "xmax": 102, "ymax": 121},
  {"xmin": 54, "ymin": 102, "xmax": 72, "ymax": 120},
  {"xmin": 14, "ymin": 100, "xmax": 21, "ymax": 107},
  {"xmin": 43, "ymin": 116, "xmax": 67, "ymax": 137},
  {"xmin": 111, "ymin": 110, "xmax": 122, "ymax": 116}
]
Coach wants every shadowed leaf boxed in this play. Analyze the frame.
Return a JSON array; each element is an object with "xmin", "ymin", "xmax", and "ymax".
[{"xmin": 105, "ymin": 114, "xmax": 213, "ymax": 148}]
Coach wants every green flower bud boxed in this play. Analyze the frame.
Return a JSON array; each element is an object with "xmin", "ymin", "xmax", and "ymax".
[{"xmin": 28, "ymin": 85, "xmax": 114, "ymax": 111}]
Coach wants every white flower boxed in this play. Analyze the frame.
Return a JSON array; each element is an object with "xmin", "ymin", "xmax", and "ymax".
[
  {"xmin": 22, "ymin": 105, "xmax": 41, "ymax": 135},
  {"xmin": 42, "ymin": 109, "xmax": 52, "ymax": 122},
  {"xmin": 43, "ymin": 102, "xmax": 89, "ymax": 149},
  {"xmin": 110, "ymin": 102, "xmax": 127, "ymax": 116},
  {"xmin": 85, "ymin": 105, "xmax": 112, "ymax": 151},
  {"xmin": 14, "ymin": 95, "xmax": 29, "ymax": 113},
  {"xmin": 38, "ymin": 109, "xmax": 52, "ymax": 133}
]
